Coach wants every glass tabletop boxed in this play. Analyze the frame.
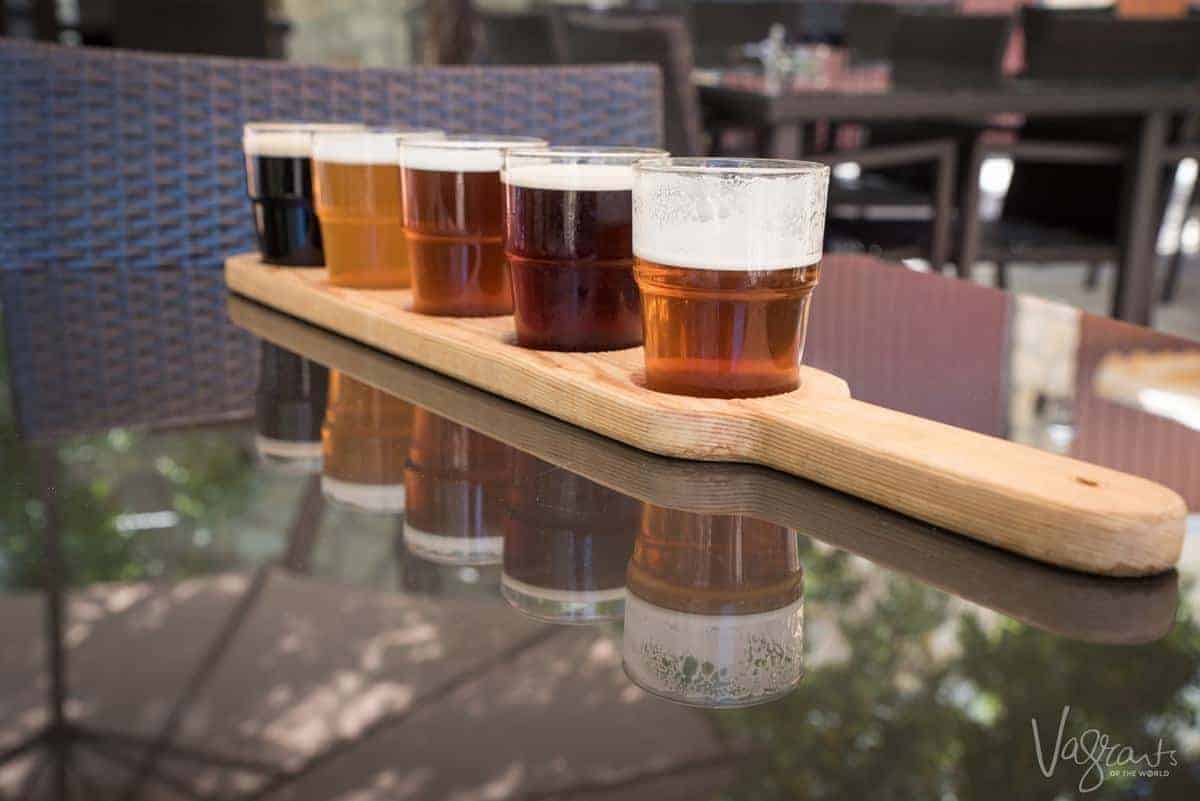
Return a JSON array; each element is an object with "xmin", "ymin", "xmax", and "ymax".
[{"xmin": 1, "ymin": 255, "xmax": 1198, "ymax": 799}]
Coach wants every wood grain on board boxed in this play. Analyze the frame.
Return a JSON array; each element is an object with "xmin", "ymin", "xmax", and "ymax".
[
  {"xmin": 229, "ymin": 296, "xmax": 1179, "ymax": 645},
  {"xmin": 225, "ymin": 253, "xmax": 1187, "ymax": 577}
]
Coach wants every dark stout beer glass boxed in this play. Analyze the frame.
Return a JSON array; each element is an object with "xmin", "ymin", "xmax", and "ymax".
[
  {"xmin": 632, "ymin": 158, "xmax": 829, "ymax": 397},
  {"xmin": 501, "ymin": 451, "xmax": 641, "ymax": 623},
  {"xmin": 254, "ymin": 342, "xmax": 328, "ymax": 474},
  {"xmin": 320, "ymin": 371, "xmax": 414, "ymax": 513},
  {"xmin": 243, "ymin": 122, "xmax": 361, "ymax": 266},
  {"xmin": 402, "ymin": 408, "xmax": 513, "ymax": 565},
  {"xmin": 503, "ymin": 147, "xmax": 667, "ymax": 351},
  {"xmin": 312, "ymin": 128, "xmax": 442, "ymax": 288},
  {"xmin": 623, "ymin": 506, "xmax": 804, "ymax": 707},
  {"xmin": 400, "ymin": 136, "xmax": 547, "ymax": 316}
]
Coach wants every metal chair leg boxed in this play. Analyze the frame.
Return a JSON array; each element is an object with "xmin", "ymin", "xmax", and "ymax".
[
  {"xmin": 1161, "ymin": 249, "xmax": 1187, "ymax": 303},
  {"xmin": 1084, "ymin": 262, "xmax": 1102, "ymax": 289},
  {"xmin": 995, "ymin": 261, "xmax": 1009, "ymax": 290},
  {"xmin": 955, "ymin": 133, "xmax": 988, "ymax": 281}
]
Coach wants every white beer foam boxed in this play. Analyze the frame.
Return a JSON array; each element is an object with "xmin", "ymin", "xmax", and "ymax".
[
  {"xmin": 321, "ymin": 476, "xmax": 405, "ymax": 513},
  {"xmin": 243, "ymin": 123, "xmax": 360, "ymax": 157},
  {"xmin": 400, "ymin": 140, "xmax": 546, "ymax": 173},
  {"xmin": 633, "ymin": 167, "xmax": 828, "ymax": 270},
  {"xmin": 313, "ymin": 131, "xmax": 438, "ymax": 165},
  {"xmin": 243, "ymin": 130, "xmax": 315, "ymax": 158},
  {"xmin": 502, "ymin": 163, "xmax": 635, "ymax": 192},
  {"xmin": 622, "ymin": 592, "xmax": 804, "ymax": 707},
  {"xmin": 403, "ymin": 523, "xmax": 503, "ymax": 566},
  {"xmin": 500, "ymin": 574, "xmax": 627, "ymax": 605}
]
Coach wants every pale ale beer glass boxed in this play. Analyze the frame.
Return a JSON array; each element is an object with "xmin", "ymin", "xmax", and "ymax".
[
  {"xmin": 632, "ymin": 158, "xmax": 829, "ymax": 397},
  {"xmin": 312, "ymin": 128, "xmax": 442, "ymax": 288},
  {"xmin": 243, "ymin": 122, "xmax": 361, "ymax": 266},
  {"xmin": 501, "ymin": 451, "xmax": 640, "ymax": 623},
  {"xmin": 503, "ymin": 147, "xmax": 667, "ymax": 351},
  {"xmin": 623, "ymin": 506, "xmax": 804, "ymax": 707},
  {"xmin": 321, "ymin": 371, "xmax": 414, "ymax": 513},
  {"xmin": 400, "ymin": 135, "xmax": 547, "ymax": 316}
]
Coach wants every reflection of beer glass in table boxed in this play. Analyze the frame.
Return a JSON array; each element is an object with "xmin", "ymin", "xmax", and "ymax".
[
  {"xmin": 623, "ymin": 505, "xmax": 804, "ymax": 708},
  {"xmin": 320, "ymin": 371, "xmax": 413, "ymax": 513},
  {"xmin": 243, "ymin": 122, "xmax": 362, "ymax": 266},
  {"xmin": 400, "ymin": 135, "xmax": 547, "ymax": 316},
  {"xmin": 501, "ymin": 451, "xmax": 641, "ymax": 624},
  {"xmin": 254, "ymin": 341, "xmax": 328, "ymax": 474},
  {"xmin": 503, "ymin": 146, "xmax": 668, "ymax": 351},
  {"xmin": 403, "ymin": 408, "xmax": 513, "ymax": 565},
  {"xmin": 632, "ymin": 158, "xmax": 829, "ymax": 397},
  {"xmin": 313, "ymin": 128, "xmax": 443, "ymax": 289}
]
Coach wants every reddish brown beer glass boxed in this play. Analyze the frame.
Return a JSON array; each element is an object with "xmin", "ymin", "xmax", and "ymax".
[
  {"xmin": 402, "ymin": 408, "xmax": 513, "ymax": 565},
  {"xmin": 400, "ymin": 135, "xmax": 547, "ymax": 316}
]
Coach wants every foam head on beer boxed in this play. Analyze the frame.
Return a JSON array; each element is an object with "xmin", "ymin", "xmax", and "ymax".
[
  {"xmin": 622, "ymin": 506, "xmax": 805, "ymax": 708},
  {"xmin": 242, "ymin": 121, "xmax": 363, "ymax": 267},
  {"xmin": 399, "ymin": 135, "xmax": 548, "ymax": 317},
  {"xmin": 311, "ymin": 128, "xmax": 443, "ymax": 289},
  {"xmin": 631, "ymin": 158, "xmax": 830, "ymax": 398},
  {"xmin": 503, "ymin": 147, "xmax": 669, "ymax": 352}
]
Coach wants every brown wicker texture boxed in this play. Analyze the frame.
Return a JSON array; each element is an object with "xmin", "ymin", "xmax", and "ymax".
[{"xmin": 0, "ymin": 41, "xmax": 663, "ymax": 439}]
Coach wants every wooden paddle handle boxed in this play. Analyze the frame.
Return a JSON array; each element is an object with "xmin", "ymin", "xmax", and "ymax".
[{"xmin": 754, "ymin": 397, "xmax": 1185, "ymax": 576}]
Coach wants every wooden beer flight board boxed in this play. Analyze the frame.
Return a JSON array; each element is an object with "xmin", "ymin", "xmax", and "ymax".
[{"xmin": 225, "ymin": 252, "xmax": 1186, "ymax": 577}]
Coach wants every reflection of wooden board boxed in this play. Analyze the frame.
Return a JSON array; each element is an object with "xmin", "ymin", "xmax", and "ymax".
[
  {"xmin": 229, "ymin": 296, "xmax": 1180, "ymax": 644},
  {"xmin": 1094, "ymin": 350, "xmax": 1200, "ymax": 432},
  {"xmin": 225, "ymin": 253, "xmax": 1186, "ymax": 576}
]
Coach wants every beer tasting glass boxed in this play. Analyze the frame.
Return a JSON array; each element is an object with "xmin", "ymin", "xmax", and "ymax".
[
  {"xmin": 243, "ymin": 122, "xmax": 362, "ymax": 266},
  {"xmin": 320, "ymin": 371, "xmax": 414, "ymax": 513},
  {"xmin": 400, "ymin": 135, "xmax": 548, "ymax": 316},
  {"xmin": 623, "ymin": 506, "xmax": 805, "ymax": 707},
  {"xmin": 503, "ymin": 146, "xmax": 668, "ymax": 351},
  {"xmin": 312, "ymin": 128, "xmax": 443, "ymax": 288},
  {"xmin": 254, "ymin": 342, "xmax": 328, "ymax": 474},
  {"xmin": 632, "ymin": 158, "xmax": 829, "ymax": 398},
  {"xmin": 501, "ymin": 451, "xmax": 640, "ymax": 624},
  {"xmin": 403, "ymin": 408, "xmax": 513, "ymax": 565}
]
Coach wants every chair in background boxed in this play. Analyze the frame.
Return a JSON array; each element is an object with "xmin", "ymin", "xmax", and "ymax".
[
  {"xmin": 843, "ymin": 1, "xmax": 899, "ymax": 65},
  {"xmin": 559, "ymin": 10, "xmax": 704, "ymax": 156},
  {"xmin": 686, "ymin": 1, "xmax": 797, "ymax": 68},
  {"xmin": 112, "ymin": 0, "xmax": 270, "ymax": 57},
  {"xmin": 472, "ymin": 8, "xmax": 561, "ymax": 65},
  {"xmin": 0, "ymin": 40, "xmax": 662, "ymax": 439},
  {"xmin": 826, "ymin": 9, "xmax": 1010, "ymax": 271},
  {"xmin": 957, "ymin": 7, "xmax": 1200, "ymax": 291}
]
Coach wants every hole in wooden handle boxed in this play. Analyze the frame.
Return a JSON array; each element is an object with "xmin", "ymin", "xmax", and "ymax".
[{"xmin": 1076, "ymin": 476, "xmax": 1100, "ymax": 487}]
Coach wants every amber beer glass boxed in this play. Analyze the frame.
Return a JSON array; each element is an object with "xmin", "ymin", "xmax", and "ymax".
[
  {"xmin": 623, "ymin": 506, "xmax": 804, "ymax": 707},
  {"xmin": 312, "ymin": 128, "xmax": 442, "ymax": 288},
  {"xmin": 320, "ymin": 371, "xmax": 414, "ymax": 513},
  {"xmin": 403, "ymin": 408, "xmax": 513, "ymax": 565},
  {"xmin": 254, "ymin": 342, "xmax": 328, "ymax": 473},
  {"xmin": 400, "ymin": 136, "xmax": 547, "ymax": 316},
  {"xmin": 503, "ymin": 147, "xmax": 668, "ymax": 350},
  {"xmin": 243, "ymin": 122, "xmax": 361, "ymax": 266},
  {"xmin": 501, "ymin": 451, "xmax": 641, "ymax": 623},
  {"xmin": 632, "ymin": 158, "xmax": 829, "ymax": 397}
]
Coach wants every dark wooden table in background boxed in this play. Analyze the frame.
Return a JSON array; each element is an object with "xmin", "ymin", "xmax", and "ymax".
[{"xmin": 699, "ymin": 76, "xmax": 1200, "ymax": 326}]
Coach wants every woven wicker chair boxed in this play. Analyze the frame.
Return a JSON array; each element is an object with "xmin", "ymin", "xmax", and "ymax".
[
  {"xmin": 0, "ymin": 40, "xmax": 662, "ymax": 439},
  {"xmin": 559, "ymin": 9, "xmax": 705, "ymax": 156}
]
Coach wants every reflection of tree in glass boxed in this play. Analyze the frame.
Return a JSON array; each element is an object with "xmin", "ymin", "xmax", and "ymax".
[
  {"xmin": 713, "ymin": 536, "xmax": 1200, "ymax": 800},
  {"xmin": 0, "ymin": 313, "xmax": 258, "ymax": 590}
]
